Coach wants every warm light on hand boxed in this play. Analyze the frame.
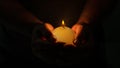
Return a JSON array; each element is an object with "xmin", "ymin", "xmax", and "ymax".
[
  {"xmin": 72, "ymin": 24, "xmax": 83, "ymax": 39},
  {"xmin": 45, "ymin": 23, "xmax": 54, "ymax": 33}
]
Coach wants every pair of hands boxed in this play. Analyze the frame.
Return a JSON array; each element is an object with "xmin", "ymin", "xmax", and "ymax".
[
  {"xmin": 45, "ymin": 23, "xmax": 83, "ymax": 44},
  {"xmin": 32, "ymin": 22, "xmax": 94, "ymax": 65},
  {"xmin": 45, "ymin": 23, "xmax": 83, "ymax": 39},
  {"xmin": 32, "ymin": 22, "xmax": 93, "ymax": 48}
]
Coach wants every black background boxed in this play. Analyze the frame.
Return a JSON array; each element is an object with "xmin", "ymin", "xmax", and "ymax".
[
  {"xmin": 0, "ymin": 0, "xmax": 120, "ymax": 67},
  {"xmin": 102, "ymin": 0, "xmax": 120, "ymax": 67}
]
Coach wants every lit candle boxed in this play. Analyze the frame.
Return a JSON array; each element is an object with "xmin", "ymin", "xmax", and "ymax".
[{"xmin": 52, "ymin": 20, "xmax": 76, "ymax": 47}]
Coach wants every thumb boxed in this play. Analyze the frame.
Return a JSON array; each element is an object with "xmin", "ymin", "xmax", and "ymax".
[
  {"xmin": 45, "ymin": 23, "xmax": 54, "ymax": 33},
  {"xmin": 72, "ymin": 24, "xmax": 83, "ymax": 39}
]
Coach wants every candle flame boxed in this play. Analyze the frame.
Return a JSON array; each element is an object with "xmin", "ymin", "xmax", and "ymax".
[{"xmin": 62, "ymin": 20, "xmax": 65, "ymax": 25}]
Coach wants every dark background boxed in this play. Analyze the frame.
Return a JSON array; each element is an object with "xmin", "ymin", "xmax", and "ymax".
[
  {"xmin": 0, "ymin": 0, "xmax": 120, "ymax": 67},
  {"xmin": 102, "ymin": 0, "xmax": 120, "ymax": 67}
]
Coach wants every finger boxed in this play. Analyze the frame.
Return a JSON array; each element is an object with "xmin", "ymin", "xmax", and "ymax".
[
  {"xmin": 71, "ymin": 25, "xmax": 77, "ymax": 33},
  {"xmin": 45, "ymin": 23, "xmax": 54, "ymax": 33},
  {"xmin": 44, "ymin": 23, "xmax": 56, "ymax": 42},
  {"xmin": 75, "ymin": 27, "xmax": 83, "ymax": 39},
  {"xmin": 75, "ymin": 27, "xmax": 82, "ymax": 39},
  {"xmin": 72, "ymin": 24, "xmax": 83, "ymax": 38},
  {"xmin": 72, "ymin": 25, "xmax": 78, "ymax": 39}
]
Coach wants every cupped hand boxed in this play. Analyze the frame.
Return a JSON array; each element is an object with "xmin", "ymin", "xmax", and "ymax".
[
  {"xmin": 71, "ymin": 23, "xmax": 94, "ymax": 47},
  {"xmin": 32, "ymin": 22, "xmax": 56, "ymax": 43}
]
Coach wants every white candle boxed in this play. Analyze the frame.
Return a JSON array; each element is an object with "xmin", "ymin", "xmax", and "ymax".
[{"xmin": 52, "ymin": 20, "xmax": 76, "ymax": 47}]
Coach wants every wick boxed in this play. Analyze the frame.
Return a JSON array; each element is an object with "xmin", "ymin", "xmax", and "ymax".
[{"xmin": 62, "ymin": 25, "xmax": 65, "ymax": 28}]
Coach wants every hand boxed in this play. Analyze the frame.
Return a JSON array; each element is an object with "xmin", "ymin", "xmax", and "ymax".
[
  {"xmin": 72, "ymin": 23, "xmax": 94, "ymax": 47},
  {"xmin": 32, "ymin": 23, "xmax": 56, "ymax": 44},
  {"xmin": 32, "ymin": 37, "xmax": 77, "ymax": 65}
]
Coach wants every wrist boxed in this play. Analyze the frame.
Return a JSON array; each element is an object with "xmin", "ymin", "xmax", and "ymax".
[
  {"xmin": 32, "ymin": 22, "xmax": 45, "ymax": 30},
  {"xmin": 76, "ymin": 21, "xmax": 89, "ymax": 26},
  {"xmin": 77, "ymin": 18, "xmax": 89, "ymax": 24}
]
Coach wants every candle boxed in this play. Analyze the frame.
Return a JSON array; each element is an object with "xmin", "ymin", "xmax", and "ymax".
[{"xmin": 52, "ymin": 20, "xmax": 76, "ymax": 47}]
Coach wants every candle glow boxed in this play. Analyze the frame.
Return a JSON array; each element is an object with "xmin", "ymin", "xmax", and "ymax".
[
  {"xmin": 62, "ymin": 20, "xmax": 65, "ymax": 25},
  {"xmin": 52, "ymin": 20, "xmax": 76, "ymax": 47}
]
